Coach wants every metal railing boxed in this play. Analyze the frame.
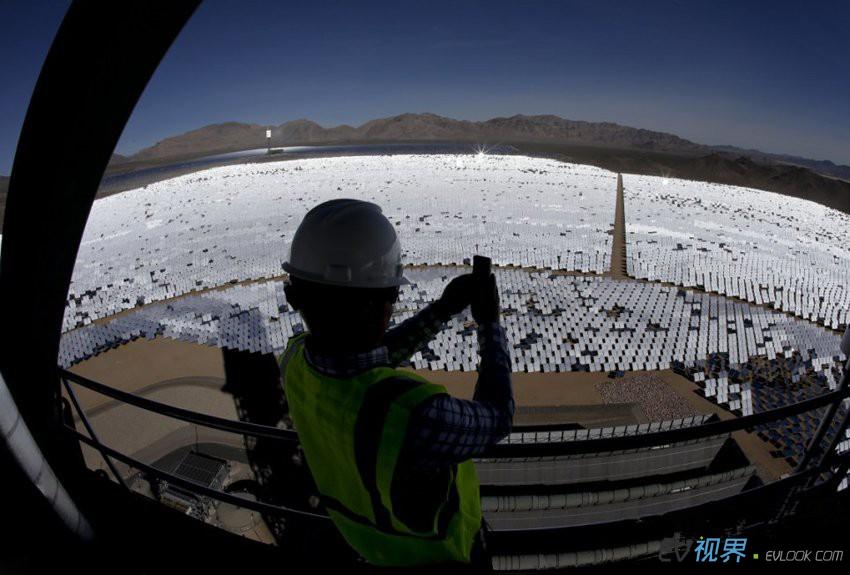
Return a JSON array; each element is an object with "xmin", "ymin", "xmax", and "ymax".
[{"xmin": 59, "ymin": 361, "xmax": 850, "ymax": 530}]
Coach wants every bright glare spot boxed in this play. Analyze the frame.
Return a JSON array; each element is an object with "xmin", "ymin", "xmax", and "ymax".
[{"xmin": 662, "ymin": 178, "xmax": 670, "ymax": 186}]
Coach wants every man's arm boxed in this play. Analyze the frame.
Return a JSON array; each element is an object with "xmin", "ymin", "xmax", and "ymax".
[
  {"xmin": 405, "ymin": 320, "xmax": 514, "ymax": 470},
  {"xmin": 383, "ymin": 273, "xmax": 475, "ymax": 366},
  {"xmin": 392, "ymin": 271, "xmax": 513, "ymax": 468},
  {"xmin": 382, "ymin": 302, "xmax": 452, "ymax": 367}
]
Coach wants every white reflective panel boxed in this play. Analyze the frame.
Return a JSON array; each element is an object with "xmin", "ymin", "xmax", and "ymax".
[
  {"xmin": 59, "ymin": 158, "xmax": 846, "ymax": 457},
  {"xmin": 65, "ymin": 155, "xmax": 616, "ymax": 332},
  {"xmin": 625, "ymin": 175, "xmax": 850, "ymax": 330}
]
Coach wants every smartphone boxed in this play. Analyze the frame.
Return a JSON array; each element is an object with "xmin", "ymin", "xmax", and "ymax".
[{"xmin": 473, "ymin": 255, "xmax": 491, "ymax": 280}]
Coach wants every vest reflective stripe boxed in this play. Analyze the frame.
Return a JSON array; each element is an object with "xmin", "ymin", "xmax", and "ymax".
[
  {"xmin": 281, "ymin": 334, "xmax": 482, "ymax": 566},
  {"xmin": 355, "ymin": 377, "xmax": 421, "ymax": 533}
]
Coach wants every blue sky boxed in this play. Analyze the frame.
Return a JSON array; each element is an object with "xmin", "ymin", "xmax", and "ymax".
[{"xmin": 1, "ymin": 0, "xmax": 849, "ymax": 175}]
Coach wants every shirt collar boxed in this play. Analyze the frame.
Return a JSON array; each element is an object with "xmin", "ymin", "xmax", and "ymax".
[{"xmin": 303, "ymin": 336, "xmax": 391, "ymax": 377}]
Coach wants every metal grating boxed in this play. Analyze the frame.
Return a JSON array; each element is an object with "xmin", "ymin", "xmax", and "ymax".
[{"xmin": 173, "ymin": 451, "xmax": 228, "ymax": 490}]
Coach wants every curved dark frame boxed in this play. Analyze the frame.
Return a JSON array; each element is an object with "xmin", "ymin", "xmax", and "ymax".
[
  {"xmin": 0, "ymin": 0, "xmax": 201, "ymax": 546},
  {"xmin": 0, "ymin": 0, "xmax": 199, "ymax": 443}
]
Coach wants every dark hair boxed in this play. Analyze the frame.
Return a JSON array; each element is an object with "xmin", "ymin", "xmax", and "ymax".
[{"xmin": 285, "ymin": 276, "xmax": 399, "ymax": 349}]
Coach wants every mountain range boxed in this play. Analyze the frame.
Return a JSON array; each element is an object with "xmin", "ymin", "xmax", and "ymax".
[
  {"xmin": 124, "ymin": 113, "xmax": 850, "ymax": 180},
  {"xmin": 128, "ymin": 113, "xmax": 711, "ymax": 162}
]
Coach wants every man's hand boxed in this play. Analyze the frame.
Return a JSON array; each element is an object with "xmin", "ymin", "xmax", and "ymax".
[
  {"xmin": 435, "ymin": 274, "xmax": 476, "ymax": 317},
  {"xmin": 471, "ymin": 273, "xmax": 500, "ymax": 324}
]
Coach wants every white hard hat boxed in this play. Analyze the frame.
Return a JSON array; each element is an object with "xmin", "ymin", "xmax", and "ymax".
[{"xmin": 283, "ymin": 199, "xmax": 409, "ymax": 288}]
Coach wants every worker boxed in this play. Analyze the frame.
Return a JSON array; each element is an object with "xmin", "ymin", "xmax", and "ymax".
[{"xmin": 279, "ymin": 199, "xmax": 514, "ymax": 571}]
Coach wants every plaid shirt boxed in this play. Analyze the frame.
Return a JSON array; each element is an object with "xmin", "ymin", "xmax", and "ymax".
[{"xmin": 301, "ymin": 303, "xmax": 514, "ymax": 471}]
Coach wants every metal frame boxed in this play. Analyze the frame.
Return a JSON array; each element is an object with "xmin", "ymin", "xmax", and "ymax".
[
  {"xmin": 0, "ymin": 0, "xmax": 200, "ymax": 542},
  {"xmin": 60, "ymin": 377, "xmax": 128, "ymax": 490},
  {"xmin": 59, "ymin": 362, "xmax": 850, "ymax": 536},
  {"xmin": 0, "ymin": 371, "xmax": 93, "ymax": 540},
  {"xmin": 66, "ymin": 428, "xmax": 327, "ymax": 521},
  {"xmin": 796, "ymin": 357, "xmax": 850, "ymax": 471}
]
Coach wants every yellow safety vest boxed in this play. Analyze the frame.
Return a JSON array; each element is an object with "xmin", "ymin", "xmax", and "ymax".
[{"xmin": 280, "ymin": 333, "xmax": 482, "ymax": 567}]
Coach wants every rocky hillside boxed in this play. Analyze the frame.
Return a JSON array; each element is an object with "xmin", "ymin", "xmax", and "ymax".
[
  {"xmin": 517, "ymin": 143, "xmax": 850, "ymax": 214},
  {"xmin": 130, "ymin": 113, "xmax": 714, "ymax": 161},
  {"xmin": 711, "ymin": 145, "xmax": 850, "ymax": 181}
]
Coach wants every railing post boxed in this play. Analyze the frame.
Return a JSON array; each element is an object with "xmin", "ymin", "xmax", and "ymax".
[
  {"xmin": 773, "ymin": 327, "xmax": 850, "ymax": 522},
  {"xmin": 61, "ymin": 376, "xmax": 130, "ymax": 491},
  {"xmin": 795, "ymin": 326, "xmax": 850, "ymax": 473},
  {"xmin": 823, "ymin": 434, "xmax": 850, "ymax": 492}
]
